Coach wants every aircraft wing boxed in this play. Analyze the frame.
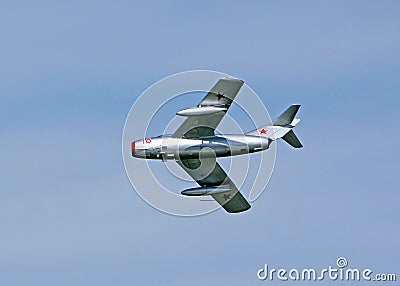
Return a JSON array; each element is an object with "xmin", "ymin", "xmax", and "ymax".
[
  {"xmin": 177, "ymin": 157, "xmax": 251, "ymax": 213},
  {"xmin": 172, "ymin": 78, "xmax": 244, "ymax": 139}
]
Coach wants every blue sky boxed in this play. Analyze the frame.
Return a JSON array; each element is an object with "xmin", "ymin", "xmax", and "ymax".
[{"xmin": 1, "ymin": 1, "xmax": 399, "ymax": 285}]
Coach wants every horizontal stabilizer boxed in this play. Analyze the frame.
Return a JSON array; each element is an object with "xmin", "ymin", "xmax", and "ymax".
[{"xmin": 282, "ymin": 130, "xmax": 303, "ymax": 148}]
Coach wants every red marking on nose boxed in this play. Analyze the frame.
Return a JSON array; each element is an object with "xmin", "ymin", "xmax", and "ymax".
[{"xmin": 131, "ymin": 141, "xmax": 135, "ymax": 156}]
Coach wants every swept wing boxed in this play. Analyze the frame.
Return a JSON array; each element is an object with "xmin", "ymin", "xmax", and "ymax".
[
  {"xmin": 173, "ymin": 78, "xmax": 250, "ymax": 213},
  {"xmin": 177, "ymin": 157, "xmax": 251, "ymax": 213},
  {"xmin": 172, "ymin": 78, "xmax": 244, "ymax": 139}
]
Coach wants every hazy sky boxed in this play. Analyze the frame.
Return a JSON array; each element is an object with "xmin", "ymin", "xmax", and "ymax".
[{"xmin": 1, "ymin": 1, "xmax": 399, "ymax": 285}]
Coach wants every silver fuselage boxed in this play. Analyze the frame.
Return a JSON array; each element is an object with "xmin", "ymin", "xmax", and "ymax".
[{"xmin": 131, "ymin": 135, "xmax": 270, "ymax": 160}]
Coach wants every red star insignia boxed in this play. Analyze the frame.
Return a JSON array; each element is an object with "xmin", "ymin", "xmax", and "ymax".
[
  {"xmin": 259, "ymin": 128, "xmax": 267, "ymax": 134},
  {"xmin": 222, "ymin": 194, "xmax": 231, "ymax": 201},
  {"xmin": 216, "ymin": 92, "xmax": 225, "ymax": 100}
]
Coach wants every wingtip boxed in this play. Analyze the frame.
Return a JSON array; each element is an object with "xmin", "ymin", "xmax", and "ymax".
[
  {"xmin": 226, "ymin": 204, "xmax": 251, "ymax": 213},
  {"xmin": 224, "ymin": 77, "xmax": 244, "ymax": 83}
]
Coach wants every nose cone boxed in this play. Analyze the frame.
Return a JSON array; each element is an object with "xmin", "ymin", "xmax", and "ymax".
[{"xmin": 131, "ymin": 140, "xmax": 146, "ymax": 158}]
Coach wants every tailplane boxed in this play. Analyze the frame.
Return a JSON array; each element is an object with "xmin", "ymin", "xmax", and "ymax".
[
  {"xmin": 281, "ymin": 129, "xmax": 302, "ymax": 148},
  {"xmin": 246, "ymin": 104, "xmax": 303, "ymax": 148}
]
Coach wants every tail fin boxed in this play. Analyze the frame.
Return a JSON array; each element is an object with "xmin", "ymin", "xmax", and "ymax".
[
  {"xmin": 246, "ymin": 104, "xmax": 303, "ymax": 148},
  {"xmin": 274, "ymin": 104, "xmax": 302, "ymax": 148},
  {"xmin": 273, "ymin": 104, "xmax": 301, "ymax": 127}
]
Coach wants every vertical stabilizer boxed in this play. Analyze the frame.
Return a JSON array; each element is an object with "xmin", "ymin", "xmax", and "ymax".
[{"xmin": 273, "ymin": 104, "xmax": 301, "ymax": 126}]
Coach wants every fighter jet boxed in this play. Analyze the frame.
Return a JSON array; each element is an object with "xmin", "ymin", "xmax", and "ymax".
[{"xmin": 131, "ymin": 78, "xmax": 302, "ymax": 213}]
